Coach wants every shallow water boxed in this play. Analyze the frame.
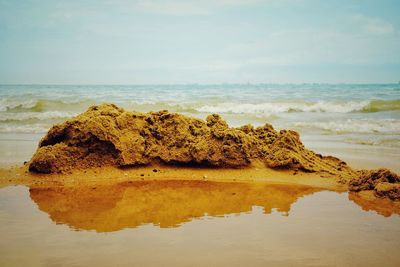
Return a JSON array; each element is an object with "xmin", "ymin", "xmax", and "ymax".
[{"xmin": 1, "ymin": 181, "xmax": 399, "ymax": 267}]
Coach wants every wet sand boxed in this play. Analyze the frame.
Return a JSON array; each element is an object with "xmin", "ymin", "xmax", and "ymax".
[
  {"xmin": 1, "ymin": 159, "xmax": 400, "ymax": 266},
  {"xmin": 0, "ymin": 161, "xmax": 347, "ymax": 191},
  {"xmin": 1, "ymin": 180, "xmax": 400, "ymax": 267},
  {"xmin": 1, "ymin": 161, "xmax": 399, "ymax": 217}
]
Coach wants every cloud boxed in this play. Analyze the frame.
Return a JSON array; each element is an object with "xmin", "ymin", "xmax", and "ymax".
[
  {"xmin": 351, "ymin": 14, "xmax": 395, "ymax": 35},
  {"xmin": 134, "ymin": 0, "xmax": 262, "ymax": 15},
  {"xmin": 217, "ymin": 25, "xmax": 400, "ymax": 67}
]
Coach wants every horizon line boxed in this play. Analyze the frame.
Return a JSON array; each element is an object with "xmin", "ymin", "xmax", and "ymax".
[{"xmin": 1, "ymin": 82, "xmax": 399, "ymax": 86}]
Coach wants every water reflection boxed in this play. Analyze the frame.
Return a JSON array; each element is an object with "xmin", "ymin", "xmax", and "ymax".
[
  {"xmin": 29, "ymin": 180, "xmax": 400, "ymax": 233},
  {"xmin": 29, "ymin": 180, "xmax": 321, "ymax": 232},
  {"xmin": 349, "ymin": 192, "xmax": 400, "ymax": 217}
]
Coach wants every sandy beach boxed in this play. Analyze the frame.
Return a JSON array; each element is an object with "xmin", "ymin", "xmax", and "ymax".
[
  {"xmin": 1, "ymin": 102, "xmax": 399, "ymax": 212},
  {"xmin": 1, "ymin": 0, "xmax": 400, "ymax": 264},
  {"xmin": 1, "ymin": 163, "xmax": 400, "ymax": 266},
  {"xmin": 1, "ymin": 100, "xmax": 399, "ymax": 266}
]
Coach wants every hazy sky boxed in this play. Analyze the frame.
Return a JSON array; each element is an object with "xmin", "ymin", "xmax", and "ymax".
[{"xmin": 0, "ymin": 0, "xmax": 399, "ymax": 84}]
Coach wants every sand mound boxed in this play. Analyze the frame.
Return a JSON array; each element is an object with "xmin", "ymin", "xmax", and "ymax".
[
  {"xmin": 29, "ymin": 104, "xmax": 352, "ymax": 175},
  {"xmin": 28, "ymin": 104, "xmax": 399, "ymax": 200},
  {"xmin": 349, "ymin": 169, "xmax": 400, "ymax": 200}
]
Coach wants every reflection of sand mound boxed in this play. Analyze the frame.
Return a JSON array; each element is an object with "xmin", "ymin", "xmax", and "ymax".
[
  {"xmin": 29, "ymin": 181, "xmax": 321, "ymax": 232},
  {"xmin": 349, "ymin": 191, "xmax": 400, "ymax": 217},
  {"xmin": 28, "ymin": 104, "xmax": 353, "ymax": 179}
]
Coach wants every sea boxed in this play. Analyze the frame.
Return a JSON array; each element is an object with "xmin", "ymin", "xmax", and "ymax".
[{"xmin": 0, "ymin": 83, "xmax": 399, "ymax": 170}]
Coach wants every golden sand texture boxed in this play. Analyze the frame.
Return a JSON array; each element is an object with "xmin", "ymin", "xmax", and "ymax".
[
  {"xmin": 0, "ymin": 163, "xmax": 347, "ymax": 191},
  {"xmin": 26, "ymin": 103, "xmax": 399, "ymax": 200},
  {"xmin": 349, "ymin": 169, "xmax": 400, "ymax": 200},
  {"xmin": 29, "ymin": 104, "xmax": 353, "ymax": 176}
]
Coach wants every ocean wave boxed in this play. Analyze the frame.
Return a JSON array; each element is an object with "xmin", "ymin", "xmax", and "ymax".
[
  {"xmin": 294, "ymin": 119, "xmax": 400, "ymax": 134},
  {"xmin": 1, "ymin": 97, "xmax": 399, "ymax": 115},
  {"xmin": 0, "ymin": 111, "xmax": 77, "ymax": 122},
  {"xmin": 0, "ymin": 124, "xmax": 48, "ymax": 133},
  {"xmin": 0, "ymin": 98, "xmax": 39, "ymax": 111},
  {"xmin": 344, "ymin": 138, "xmax": 400, "ymax": 147},
  {"xmin": 0, "ymin": 98, "xmax": 94, "ymax": 112},
  {"xmin": 196, "ymin": 100, "xmax": 400, "ymax": 114},
  {"xmin": 360, "ymin": 99, "xmax": 400, "ymax": 113}
]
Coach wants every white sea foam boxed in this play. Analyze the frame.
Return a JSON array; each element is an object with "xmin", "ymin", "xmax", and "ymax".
[
  {"xmin": 0, "ymin": 124, "xmax": 48, "ymax": 133},
  {"xmin": 344, "ymin": 138, "xmax": 400, "ymax": 147},
  {"xmin": 0, "ymin": 111, "xmax": 77, "ymax": 122},
  {"xmin": 294, "ymin": 119, "xmax": 400, "ymax": 134},
  {"xmin": 196, "ymin": 101, "xmax": 373, "ymax": 114},
  {"xmin": 0, "ymin": 98, "xmax": 39, "ymax": 111},
  {"xmin": 0, "ymin": 97, "xmax": 95, "ymax": 112},
  {"xmin": 130, "ymin": 100, "xmax": 157, "ymax": 105},
  {"xmin": 1, "ymin": 96, "xmax": 399, "ymax": 114}
]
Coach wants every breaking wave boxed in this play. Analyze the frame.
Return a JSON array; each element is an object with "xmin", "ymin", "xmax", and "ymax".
[
  {"xmin": 344, "ymin": 138, "xmax": 400, "ymax": 147},
  {"xmin": 196, "ymin": 99, "xmax": 400, "ymax": 114},
  {"xmin": 1, "ymin": 98, "xmax": 399, "ymax": 115},
  {"xmin": 0, "ymin": 124, "xmax": 48, "ymax": 133},
  {"xmin": 294, "ymin": 119, "xmax": 400, "ymax": 134},
  {"xmin": 360, "ymin": 99, "xmax": 400, "ymax": 113},
  {"xmin": 0, "ymin": 111, "xmax": 77, "ymax": 122},
  {"xmin": 0, "ymin": 98, "xmax": 95, "ymax": 112}
]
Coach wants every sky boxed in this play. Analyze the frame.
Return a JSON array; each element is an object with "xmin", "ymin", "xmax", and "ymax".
[{"xmin": 0, "ymin": 0, "xmax": 399, "ymax": 84}]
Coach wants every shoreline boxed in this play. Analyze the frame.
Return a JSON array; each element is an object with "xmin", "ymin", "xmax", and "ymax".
[
  {"xmin": 0, "ymin": 161, "xmax": 347, "ymax": 191},
  {"xmin": 1, "ymin": 162, "xmax": 400, "ymax": 219}
]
